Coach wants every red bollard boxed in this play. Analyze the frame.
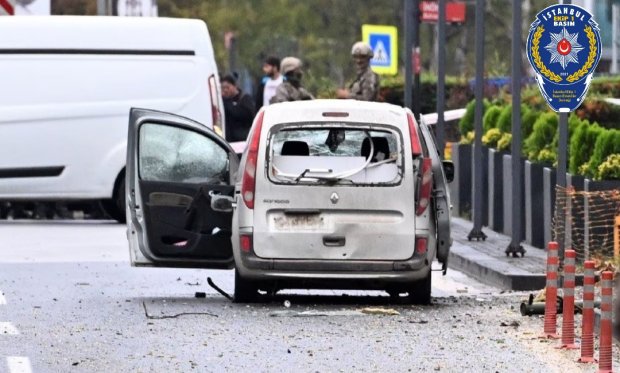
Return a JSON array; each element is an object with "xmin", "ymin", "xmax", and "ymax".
[
  {"xmin": 543, "ymin": 241, "xmax": 560, "ymax": 338},
  {"xmin": 578, "ymin": 260, "xmax": 596, "ymax": 363},
  {"xmin": 598, "ymin": 271, "xmax": 614, "ymax": 373},
  {"xmin": 559, "ymin": 249, "xmax": 578, "ymax": 349}
]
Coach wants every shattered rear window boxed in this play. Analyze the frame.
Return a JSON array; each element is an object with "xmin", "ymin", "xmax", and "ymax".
[{"xmin": 268, "ymin": 125, "xmax": 403, "ymax": 185}]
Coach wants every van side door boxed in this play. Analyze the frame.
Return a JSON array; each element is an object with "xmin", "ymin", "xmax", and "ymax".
[
  {"xmin": 126, "ymin": 108, "xmax": 237, "ymax": 269},
  {"xmin": 418, "ymin": 121, "xmax": 452, "ymax": 267}
]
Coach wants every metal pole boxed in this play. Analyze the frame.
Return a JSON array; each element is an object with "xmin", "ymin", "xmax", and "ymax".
[
  {"xmin": 412, "ymin": 0, "xmax": 421, "ymax": 119},
  {"xmin": 405, "ymin": 0, "xmax": 413, "ymax": 110},
  {"xmin": 97, "ymin": 0, "xmax": 106, "ymax": 15},
  {"xmin": 468, "ymin": 0, "xmax": 486, "ymax": 241},
  {"xmin": 436, "ymin": 0, "xmax": 446, "ymax": 157},
  {"xmin": 557, "ymin": 0, "xmax": 571, "ymax": 261},
  {"xmin": 507, "ymin": 0, "xmax": 525, "ymax": 257},
  {"xmin": 612, "ymin": 3, "xmax": 619, "ymax": 74}
]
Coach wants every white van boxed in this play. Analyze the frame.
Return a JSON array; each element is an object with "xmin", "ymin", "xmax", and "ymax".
[
  {"xmin": 0, "ymin": 16, "xmax": 224, "ymax": 222},
  {"xmin": 126, "ymin": 100, "xmax": 454, "ymax": 304}
]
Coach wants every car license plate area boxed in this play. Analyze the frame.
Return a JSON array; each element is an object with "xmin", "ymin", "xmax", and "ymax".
[{"xmin": 272, "ymin": 214, "xmax": 325, "ymax": 231}]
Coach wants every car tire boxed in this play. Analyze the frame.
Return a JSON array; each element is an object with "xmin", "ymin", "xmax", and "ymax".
[
  {"xmin": 100, "ymin": 173, "xmax": 126, "ymax": 223},
  {"xmin": 233, "ymin": 269, "xmax": 260, "ymax": 303},
  {"xmin": 407, "ymin": 269, "xmax": 432, "ymax": 305}
]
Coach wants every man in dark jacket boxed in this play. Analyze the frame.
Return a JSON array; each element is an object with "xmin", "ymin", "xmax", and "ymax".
[{"xmin": 221, "ymin": 74, "xmax": 256, "ymax": 142}]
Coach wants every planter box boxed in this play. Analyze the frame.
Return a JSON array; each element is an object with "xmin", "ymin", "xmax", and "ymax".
[
  {"xmin": 502, "ymin": 154, "xmax": 525, "ymax": 238},
  {"xmin": 449, "ymin": 143, "xmax": 472, "ymax": 217},
  {"xmin": 487, "ymin": 149, "xmax": 504, "ymax": 231},
  {"xmin": 525, "ymin": 161, "xmax": 545, "ymax": 248},
  {"xmin": 543, "ymin": 167, "xmax": 557, "ymax": 247}
]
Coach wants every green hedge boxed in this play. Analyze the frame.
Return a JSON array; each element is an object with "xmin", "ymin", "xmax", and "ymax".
[{"xmin": 587, "ymin": 129, "xmax": 620, "ymax": 179}]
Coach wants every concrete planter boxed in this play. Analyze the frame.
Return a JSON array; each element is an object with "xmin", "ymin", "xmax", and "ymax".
[
  {"xmin": 524, "ymin": 161, "xmax": 545, "ymax": 248},
  {"xmin": 449, "ymin": 143, "xmax": 472, "ymax": 217},
  {"xmin": 501, "ymin": 153, "xmax": 525, "ymax": 238},
  {"xmin": 542, "ymin": 167, "xmax": 557, "ymax": 247},
  {"xmin": 487, "ymin": 148, "xmax": 504, "ymax": 232}
]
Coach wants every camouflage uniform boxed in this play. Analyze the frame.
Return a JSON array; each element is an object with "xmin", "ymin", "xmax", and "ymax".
[
  {"xmin": 348, "ymin": 67, "xmax": 380, "ymax": 101},
  {"xmin": 270, "ymin": 81, "xmax": 314, "ymax": 103}
]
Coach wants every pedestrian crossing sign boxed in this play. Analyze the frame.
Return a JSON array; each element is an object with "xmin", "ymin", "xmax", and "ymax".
[{"xmin": 362, "ymin": 24, "xmax": 398, "ymax": 75}]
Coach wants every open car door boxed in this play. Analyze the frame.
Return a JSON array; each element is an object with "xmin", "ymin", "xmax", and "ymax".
[
  {"xmin": 418, "ymin": 120, "xmax": 452, "ymax": 270},
  {"xmin": 126, "ymin": 108, "xmax": 238, "ymax": 269}
]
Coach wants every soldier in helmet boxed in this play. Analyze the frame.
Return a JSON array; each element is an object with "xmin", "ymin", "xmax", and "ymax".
[
  {"xmin": 270, "ymin": 57, "xmax": 314, "ymax": 103},
  {"xmin": 336, "ymin": 41, "xmax": 380, "ymax": 101}
]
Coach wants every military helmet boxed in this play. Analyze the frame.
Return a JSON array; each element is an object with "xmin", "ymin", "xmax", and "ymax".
[
  {"xmin": 351, "ymin": 42, "xmax": 373, "ymax": 58},
  {"xmin": 280, "ymin": 57, "xmax": 302, "ymax": 75}
]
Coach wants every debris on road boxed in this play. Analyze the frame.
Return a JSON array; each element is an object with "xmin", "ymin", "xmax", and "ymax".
[
  {"xmin": 142, "ymin": 302, "xmax": 218, "ymax": 319},
  {"xmin": 360, "ymin": 307, "xmax": 400, "ymax": 316},
  {"xmin": 207, "ymin": 277, "xmax": 233, "ymax": 301}
]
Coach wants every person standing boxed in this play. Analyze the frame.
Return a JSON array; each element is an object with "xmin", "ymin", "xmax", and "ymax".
[
  {"xmin": 221, "ymin": 74, "xmax": 255, "ymax": 142},
  {"xmin": 255, "ymin": 56, "xmax": 283, "ymax": 111},
  {"xmin": 270, "ymin": 57, "xmax": 314, "ymax": 103},
  {"xmin": 336, "ymin": 42, "xmax": 380, "ymax": 101}
]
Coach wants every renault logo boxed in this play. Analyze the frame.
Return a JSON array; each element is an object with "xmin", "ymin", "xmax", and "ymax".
[{"xmin": 330, "ymin": 192, "xmax": 339, "ymax": 204}]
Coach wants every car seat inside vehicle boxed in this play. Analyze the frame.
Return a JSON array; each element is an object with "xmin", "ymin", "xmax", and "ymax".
[
  {"xmin": 281, "ymin": 140, "xmax": 310, "ymax": 156},
  {"xmin": 361, "ymin": 137, "xmax": 390, "ymax": 162}
]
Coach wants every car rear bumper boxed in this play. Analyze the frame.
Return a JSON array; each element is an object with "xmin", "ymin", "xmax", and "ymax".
[{"xmin": 237, "ymin": 252, "xmax": 430, "ymax": 283}]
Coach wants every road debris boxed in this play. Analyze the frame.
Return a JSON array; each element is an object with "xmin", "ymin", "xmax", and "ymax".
[
  {"xmin": 142, "ymin": 302, "xmax": 217, "ymax": 319},
  {"xmin": 360, "ymin": 307, "xmax": 400, "ymax": 316}
]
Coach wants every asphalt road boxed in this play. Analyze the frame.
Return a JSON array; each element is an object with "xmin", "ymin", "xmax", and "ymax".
[{"xmin": 0, "ymin": 221, "xmax": 617, "ymax": 372}]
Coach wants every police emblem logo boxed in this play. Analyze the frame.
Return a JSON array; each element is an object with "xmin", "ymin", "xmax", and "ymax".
[{"xmin": 526, "ymin": 4, "xmax": 602, "ymax": 112}]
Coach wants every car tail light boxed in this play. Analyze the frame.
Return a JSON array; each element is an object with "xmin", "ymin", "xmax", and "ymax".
[
  {"xmin": 208, "ymin": 74, "xmax": 223, "ymax": 134},
  {"xmin": 241, "ymin": 111, "xmax": 264, "ymax": 209},
  {"xmin": 240, "ymin": 234, "xmax": 253, "ymax": 253},
  {"xmin": 407, "ymin": 113, "xmax": 422, "ymax": 158},
  {"xmin": 416, "ymin": 157, "xmax": 433, "ymax": 216},
  {"xmin": 415, "ymin": 236, "xmax": 428, "ymax": 255}
]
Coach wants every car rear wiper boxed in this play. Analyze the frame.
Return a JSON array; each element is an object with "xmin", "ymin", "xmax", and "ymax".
[{"xmin": 294, "ymin": 168, "xmax": 333, "ymax": 182}]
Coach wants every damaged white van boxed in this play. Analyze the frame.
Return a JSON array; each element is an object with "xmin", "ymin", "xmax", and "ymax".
[{"xmin": 126, "ymin": 100, "xmax": 453, "ymax": 304}]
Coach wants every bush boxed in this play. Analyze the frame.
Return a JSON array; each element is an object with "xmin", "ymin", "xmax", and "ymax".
[
  {"xmin": 459, "ymin": 99, "xmax": 489, "ymax": 135},
  {"xmin": 524, "ymin": 112, "xmax": 558, "ymax": 162},
  {"xmin": 521, "ymin": 109, "xmax": 539, "ymax": 141},
  {"xmin": 483, "ymin": 105, "xmax": 502, "ymax": 132},
  {"xmin": 460, "ymin": 130, "xmax": 474, "ymax": 144},
  {"xmin": 587, "ymin": 129, "xmax": 620, "ymax": 178},
  {"xmin": 496, "ymin": 105, "xmax": 513, "ymax": 133},
  {"xmin": 569, "ymin": 120, "xmax": 604, "ymax": 176},
  {"xmin": 574, "ymin": 98, "xmax": 620, "ymax": 130},
  {"xmin": 597, "ymin": 153, "xmax": 620, "ymax": 180},
  {"xmin": 482, "ymin": 128, "xmax": 503, "ymax": 148},
  {"xmin": 496, "ymin": 104, "xmax": 533, "ymax": 135},
  {"xmin": 497, "ymin": 133, "xmax": 512, "ymax": 152}
]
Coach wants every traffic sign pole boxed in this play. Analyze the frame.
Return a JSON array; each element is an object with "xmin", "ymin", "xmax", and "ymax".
[
  {"xmin": 436, "ymin": 0, "xmax": 446, "ymax": 156},
  {"xmin": 404, "ymin": 0, "xmax": 413, "ymax": 110},
  {"xmin": 413, "ymin": 0, "xmax": 421, "ymax": 119}
]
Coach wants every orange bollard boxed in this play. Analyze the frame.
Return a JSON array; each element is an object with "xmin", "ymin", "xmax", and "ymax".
[
  {"xmin": 543, "ymin": 241, "xmax": 560, "ymax": 339},
  {"xmin": 578, "ymin": 260, "xmax": 596, "ymax": 363},
  {"xmin": 559, "ymin": 249, "xmax": 579, "ymax": 349},
  {"xmin": 598, "ymin": 271, "xmax": 614, "ymax": 373}
]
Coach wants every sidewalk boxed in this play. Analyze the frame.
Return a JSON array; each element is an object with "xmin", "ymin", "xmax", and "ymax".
[{"xmin": 448, "ymin": 217, "xmax": 547, "ymax": 291}]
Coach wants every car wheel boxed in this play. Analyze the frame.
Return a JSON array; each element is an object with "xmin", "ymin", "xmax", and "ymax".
[
  {"xmin": 233, "ymin": 269, "xmax": 261, "ymax": 303},
  {"xmin": 100, "ymin": 174, "xmax": 126, "ymax": 223},
  {"xmin": 407, "ymin": 269, "xmax": 432, "ymax": 305}
]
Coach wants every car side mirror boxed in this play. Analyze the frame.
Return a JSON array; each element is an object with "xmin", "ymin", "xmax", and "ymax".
[
  {"xmin": 442, "ymin": 160, "xmax": 455, "ymax": 183},
  {"xmin": 210, "ymin": 194, "xmax": 235, "ymax": 212}
]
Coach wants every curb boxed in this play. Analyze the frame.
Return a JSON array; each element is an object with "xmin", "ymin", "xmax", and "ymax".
[{"xmin": 448, "ymin": 241, "xmax": 546, "ymax": 291}]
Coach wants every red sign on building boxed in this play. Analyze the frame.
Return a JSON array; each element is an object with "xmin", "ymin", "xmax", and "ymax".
[{"xmin": 420, "ymin": 1, "xmax": 466, "ymax": 23}]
